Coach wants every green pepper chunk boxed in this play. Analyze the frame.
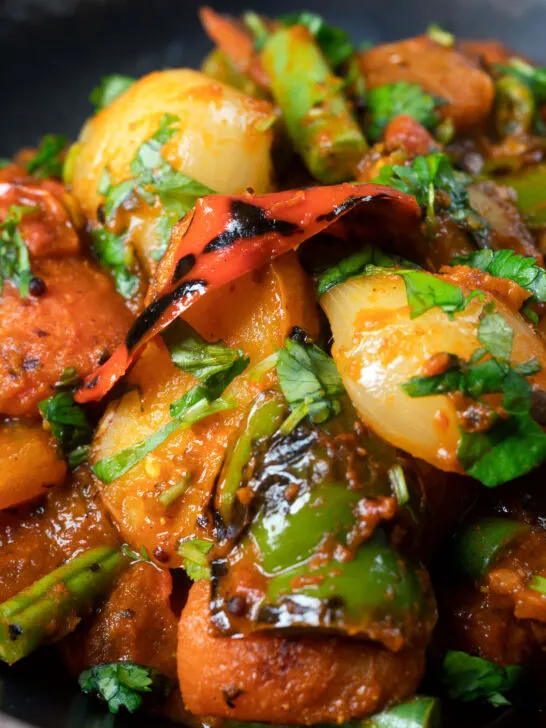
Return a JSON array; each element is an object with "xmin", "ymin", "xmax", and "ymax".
[
  {"xmin": 452, "ymin": 517, "xmax": 529, "ymax": 583},
  {"xmin": 261, "ymin": 25, "xmax": 367, "ymax": 183},
  {"xmin": 495, "ymin": 74, "xmax": 535, "ymax": 138},
  {"xmin": 210, "ymin": 412, "xmax": 436, "ymax": 650},
  {"xmin": 502, "ymin": 164, "xmax": 546, "ymax": 228},
  {"xmin": 0, "ymin": 547, "xmax": 123, "ymax": 664}
]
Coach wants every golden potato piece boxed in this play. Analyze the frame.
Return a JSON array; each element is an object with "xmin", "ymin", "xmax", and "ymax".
[{"xmin": 0, "ymin": 420, "xmax": 66, "ymax": 509}]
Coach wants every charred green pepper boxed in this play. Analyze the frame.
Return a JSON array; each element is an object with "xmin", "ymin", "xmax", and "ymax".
[{"xmin": 210, "ymin": 405, "xmax": 436, "ymax": 651}]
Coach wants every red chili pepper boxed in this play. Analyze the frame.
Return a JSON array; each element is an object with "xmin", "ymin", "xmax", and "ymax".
[{"xmin": 76, "ymin": 184, "xmax": 420, "ymax": 403}]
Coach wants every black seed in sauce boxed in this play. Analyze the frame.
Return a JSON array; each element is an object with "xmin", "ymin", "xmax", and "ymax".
[{"xmin": 29, "ymin": 277, "xmax": 47, "ymax": 297}]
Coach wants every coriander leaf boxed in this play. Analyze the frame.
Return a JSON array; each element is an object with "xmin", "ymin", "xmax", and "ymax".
[
  {"xmin": 90, "ymin": 74, "xmax": 136, "ymax": 112},
  {"xmin": 0, "ymin": 205, "xmax": 34, "ymax": 297},
  {"xmin": 458, "ymin": 412, "xmax": 546, "ymax": 487},
  {"xmin": 79, "ymin": 662, "xmax": 170, "ymax": 714},
  {"xmin": 91, "ymin": 228, "xmax": 139, "ymax": 299},
  {"xmin": 442, "ymin": 650, "xmax": 522, "ymax": 707},
  {"xmin": 280, "ymin": 12, "xmax": 354, "ymax": 68},
  {"xmin": 316, "ymin": 246, "xmax": 417, "ymax": 296},
  {"xmin": 178, "ymin": 538, "xmax": 213, "ymax": 580},
  {"xmin": 163, "ymin": 326, "xmax": 249, "ymax": 384},
  {"xmin": 38, "ymin": 390, "xmax": 92, "ymax": 464},
  {"xmin": 276, "ymin": 339, "xmax": 344, "ymax": 429},
  {"xmin": 367, "ymin": 82, "xmax": 442, "ymax": 141},
  {"xmin": 397, "ymin": 269, "xmax": 472, "ymax": 319},
  {"xmin": 121, "ymin": 543, "xmax": 153, "ymax": 564},
  {"xmin": 374, "ymin": 153, "xmax": 489, "ymax": 244},
  {"xmin": 478, "ymin": 313, "xmax": 513, "ymax": 361},
  {"xmin": 103, "ymin": 178, "xmax": 138, "ymax": 221},
  {"xmin": 26, "ymin": 134, "xmax": 67, "ymax": 179},
  {"xmin": 452, "ymin": 249, "xmax": 546, "ymax": 304}
]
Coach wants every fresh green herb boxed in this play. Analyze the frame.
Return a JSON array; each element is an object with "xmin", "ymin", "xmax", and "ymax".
[
  {"xmin": 398, "ymin": 269, "xmax": 480, "ymax": 319},
  {"xmin": 426, "ymin": 23, "xmax": 455, "ymax": 48},
  {"xmin": 276, "ymin": 339, "xmax": 344, "ymax": 432},
  {"xmin": 279, "ymin": 12, "xmax": 354, "ymax": 68},
  {"xmin": 374, "ymin": 152, "xmax": 488, "ymax": 243},
  {"xmin": 158, "ymin": 473, "xmax": 192, "ymax": 507},
  {"xmin": 163, "ymin": 323, "xmax": 249, "ymax": 387},
  {"xmin": 442, "ymin": 650, "xmax": 522, "ymax": 707},
  {"xmin": 93, "ymin": 326, "xmax": 248, "ymax": 484},
  {"xmin": 79, "ymin": 662, "xmax": 170, "ymax": 714},
  {"xmin": 529, "ymin": 574, "xmax": 546, "ymax": 594},
  {"xmin": 91, "ymin": 228, "xmax": 139, "ymax": 299},
  {"xmin": 0, "ymin": 205, "xmax": 34, "ymax": 297},
  {"xmin": 39, "ymin": 391, "xmax": 92, "ymax": 465},
  {"xmin": 178, "ymin": 537, "xmax": 213, "ymax": 581},
  {"xmin": 26, "ymin": 135, "xmax": 67, "ymax": 179},
  {"xmin": 246, "ymin": 352, "xmax": 279, "ymax": 381},
  {"xmin": 317, "ymin": 246, "xmax": 416, "ymax": 296},
  {"xmin": 98, "ymin": 114, "xmax": 213, "ymax": 258},
  {"xmin": 90, "ymin": 74, "xmax": 136, "ymax": 112},
  {"xmin": 366, "ymin": 82, "xmax": 442, "ymax": 141},
  {"xmin": 403, "ymin": 311, "xmax": 546, "ymax": 486},
  {"xmin": 388, "ymin": 464, "xmax": 409, "ymax": 505},
  {"xmin": 121, "ymin": 544, "xmax": 152, "ymax": 564},
  {"xmin": 452, "ymin": 249, "xmax": 546, "ymax": 303}
]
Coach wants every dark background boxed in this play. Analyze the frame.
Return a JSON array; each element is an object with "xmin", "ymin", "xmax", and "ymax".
[{"xmin": 1, "ymin": 0, "xmax": 546, "ymax": 726}]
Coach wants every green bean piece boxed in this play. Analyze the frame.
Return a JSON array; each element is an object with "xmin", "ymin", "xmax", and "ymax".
[
  {"xmin": 452, "ymin": 517, "xmax": 529, "ymax": 583},
  {"xmin": 0, "ymin": 547, "xmax": 123, "ymax": 664},
  {"xmin": 495, "ymin": 74, "xmax": 535, "ymax": 138},
  {"xmin": 261, "ymin": 25, "xmax": 367, "ymax": 183},
  {"xmin": 201, "ymin": 49, "xmax": 264, "ymax": 98}
]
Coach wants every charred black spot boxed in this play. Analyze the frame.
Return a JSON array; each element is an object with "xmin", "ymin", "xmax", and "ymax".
[
  {"xmin": 88, "ymin": 562, "xmax": 101, "ymax": 573},
  {"xmin": 316, "ymin": 194, "xmax": 372, "ymax": 222},
  {"xmin": 203, "ymin": 200, "xmax": 301, "ymax": 253},
  {"xmin": 172, "ymin": 254, "xmax": 196, "ymax": 284},
  {"xmin": 119, "ymin": 608, "xmax": 136, "ymax": 619},
  {"xmin": 125, "ymin": 279, "xmax": 207, "ymax": 351},
  {"xmin": 196, "ymin": 513, "xmax": 209, "ymax": 529},
  {"xmin": 8, "ymin": 624, "xmax": 23, "ymax": 641},
  {"xmin": 222, "ymin": 686, "xmax": 244, "ymax": 709},
  {"xmin": 85, "ymin": 376, "xmax": 99, "ymax": 390},
  {"xmin": 35, "ymin": 329, "xmax": 49, "ymax": 338},
  {"xmin": 288, "ymin": 326, "xmax": 312, "ymax": 344},
  {"xmin": 227, "ymin": 595, "xmax": 247, "ymax": 617},
  {"xmin": 97, "ymin": 204, "xmax": 106, "ymax": 225}
]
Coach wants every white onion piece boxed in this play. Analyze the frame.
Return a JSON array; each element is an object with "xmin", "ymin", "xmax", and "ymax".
[{"xmin": 321, "ymin": 273, "xmax": 546, "ymax": 472}]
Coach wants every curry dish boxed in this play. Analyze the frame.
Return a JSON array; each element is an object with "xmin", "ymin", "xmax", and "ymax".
[{"xmin": 2, "ymin": 8, "xmax": 546, "ymax": 727}]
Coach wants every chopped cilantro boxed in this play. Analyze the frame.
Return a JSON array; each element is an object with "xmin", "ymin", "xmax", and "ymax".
[
  {"xmin": 442, "ymin": 651, "xmax": 521, "ymax": 707},
  {"xmin": 79, "ymin": 662, "xmax": 170, "ymax": 714},
  {"xmin": 0, "ymin": 205, "xmax": 34, "ymax": 297},
  {"xmin": 93, "ymin": 326, "xmax": 248, "ymax": 484},
  {"xmin": 373, "ymin": 152, "xmax": 489, "ymax": 244},
  {"xmin": 121, "ymin": 544, "xmax": 153, "ymax": 564},
  {"xmin": 366, "ymin": 82, "xmax": 442, "ymax": 141},
  {"xmin": 316, "ymin": 246, "xmax": 416, "ymax": 297},
  {"xmin": 452, "ymin": 249, "xmax": 546, "ymax": 304},
  {"xmin": 276, "ymin": 338, "xmax": 345, "ymax": 432},
  {"xmin": 280, "ymin": 12, "xmax": 354, "ymax": 68},
  {"xmin": 91, "ymin": 228, "xmax": 139, "ymax": 299},
  {"xmin": 178, "ymin": 537, "xmax": 213, "ymax": 581},
  {"xmin": 90, "ymin": 74, "xmax": 136, "ymax": 112},
  {"xmin": 98, "ymin": 114, "xmax": 213, "ymax": 262},
  {"xmin": 398, "ymin": 269, "xmax": 479, "ymax": 319},
  {"xmin": 26, "ymin": 134, "xmax": 67, "ymax": 179},
  {"xmin": 402, "ymin": 308, "xmax": 546, "ymax": 486},
  {"xmin": 38, "ymin": 385, "xmax": 92, "ymax": 468}
]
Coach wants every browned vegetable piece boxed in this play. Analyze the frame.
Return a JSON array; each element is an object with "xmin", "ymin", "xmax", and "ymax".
[
  {"xmin": 359, "ymin": 36, "xmax": 495, "ymax": 132},
  {"xmin": 0, "ymin": 420, "xmax": 67, "ymax": 510},
  {"xmin": 178, "ymin": 581, "xmax": 426, "ymax": 725},
  {"xmin": 63, "ymin": 562, "xmax": 178, "ymax": 681}
]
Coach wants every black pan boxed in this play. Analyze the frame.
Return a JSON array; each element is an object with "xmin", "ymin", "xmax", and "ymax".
[{"xmin": 0, "ymin": 1, "xmax": 545, "ymax": 726}]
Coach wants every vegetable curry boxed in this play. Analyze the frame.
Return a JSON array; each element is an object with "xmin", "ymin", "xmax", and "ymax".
[{"xmin": 2, "ymin": 8, "xmax": 546, "ymax": 727}]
